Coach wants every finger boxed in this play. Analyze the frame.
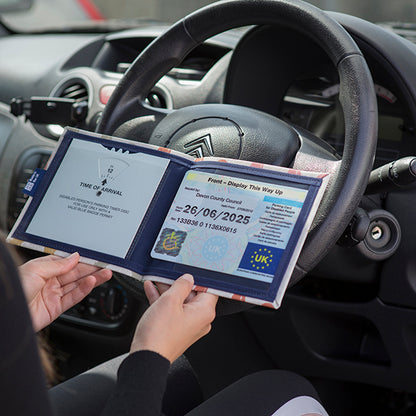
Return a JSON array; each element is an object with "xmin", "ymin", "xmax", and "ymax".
[
  {"xmin": 144, "ymin": 281, "xmax": 161, "ymax": 305},
  {"xmin": 166, "ymin": 274, "xmax": 194, "ymax": 303},
  {"xmin": 194, "ymin": 292, "xmax": 219, "ymax": 309},
  {"xmin": 60, "ymin": 269, "xmax": 111, "ymax": 296},
  {"xmin": 91, "ymin": 269, "xmax": 112, "ymax": 287},
  {"xmin": 60, "ymin": 275, "xmax": 97, "ymax": 312},
  {"xmin": 24, "ymin": 254, "xmax": 61, "ymax": 264},
  {"xmin": 155, "ymin": 282, "xmax": 171, "ymax": 295},
  {"xmin": 35, "ymin": 252, "xmax": 81, "ymax": 281},
  {"xmin": 184, "ymin": 290, "xmax": 197, "ymax": 304},
  {"xmin": 156, "ymin": 279, "xmax": 195, "ymax": 302},
  {"xmin": 187, "ymin": 292, "xmax": 219, "ymax": 322},
  {"xmin": 56, "ymin": 262, "xmax": 103, "ymax": 286}
]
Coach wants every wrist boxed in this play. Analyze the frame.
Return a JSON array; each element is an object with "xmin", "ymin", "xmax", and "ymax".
[{"xmin": 130, "ymin": 342, "xmax": 173, "ymax": 363}]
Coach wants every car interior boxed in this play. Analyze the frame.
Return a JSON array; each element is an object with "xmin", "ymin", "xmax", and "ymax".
[{"xmin": 1, "ymin": 0, "xmax": 416, "ymax": 414}]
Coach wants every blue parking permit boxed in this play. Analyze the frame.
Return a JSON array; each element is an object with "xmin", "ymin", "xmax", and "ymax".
[{"xmin": 8, "ymin": 127, "xmax": 328, "ymax": 308}]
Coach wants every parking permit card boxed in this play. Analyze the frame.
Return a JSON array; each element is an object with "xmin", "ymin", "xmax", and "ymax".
[{"xmin": 151, "ymin": 170, "xmax": 310, "ymax": 284}]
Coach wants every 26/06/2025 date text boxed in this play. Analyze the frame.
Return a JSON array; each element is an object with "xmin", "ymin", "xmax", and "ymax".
[{"xmin": 179, "ymin": 204, "xmax": 251, "ymax": 224}]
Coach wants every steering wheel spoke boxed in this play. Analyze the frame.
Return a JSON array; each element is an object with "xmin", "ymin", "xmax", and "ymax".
[
  {"xmin": 113, "ymin": 101, "xmax": 171, "ymax": 142},
  {"xmin": 292, "ymin": 126, "xmax": 341, "ymax": 176}
]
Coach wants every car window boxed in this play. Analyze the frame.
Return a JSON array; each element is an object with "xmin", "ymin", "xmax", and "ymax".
[{"xmin": 1, "ymin": 0, "xmax": 415, "ymax": 32}]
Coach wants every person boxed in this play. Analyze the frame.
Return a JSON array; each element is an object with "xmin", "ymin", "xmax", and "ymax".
[{"xmin": 4, "ymin": 243, "xmax": 329, "ymax": 415}]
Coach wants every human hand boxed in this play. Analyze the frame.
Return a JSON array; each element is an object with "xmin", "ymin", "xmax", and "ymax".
[
  {"xmin": 19, "ymin": 252, "xmax": 112, "ymax": 331},
  {"xmin": 130, "ymin": 274, "xmax": 218, "ymax": 363}
]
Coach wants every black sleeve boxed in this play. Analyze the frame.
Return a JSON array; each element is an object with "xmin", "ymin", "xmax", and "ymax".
[
  {"xmin": 100, "ymin": 350, "xmax": 170, "ymax": 416},
  {"xmin": 0, "ymin": 239, "xmax": 53, "ymax": 416}
]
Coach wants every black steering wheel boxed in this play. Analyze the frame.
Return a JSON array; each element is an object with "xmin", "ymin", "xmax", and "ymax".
[{"xmin": 97, "ymin": 0, "xmax": 377, "ymax": 308}]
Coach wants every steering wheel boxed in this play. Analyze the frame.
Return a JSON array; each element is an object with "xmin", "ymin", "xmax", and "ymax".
[{"xmin": 96, "ymin": 0, "xmax": 377, "ymax": 308}]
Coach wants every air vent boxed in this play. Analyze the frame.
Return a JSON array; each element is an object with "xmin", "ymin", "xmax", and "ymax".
[
  {"xmin": 47, "ymin": 79, "xmax": 90, "ymax": 137},
  {"xmin": 60, "ymin": 82, "xmax": 89, "ymax": 102},
  {"xmin": 8, "ymin": 148, "xmax": 51, "ymax": 230}
]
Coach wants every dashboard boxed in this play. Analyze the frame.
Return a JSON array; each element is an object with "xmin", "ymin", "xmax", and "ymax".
[
  {"xmin": 1, "ymin": 14, "xmax": 415, "ymax": 311},
  {"xmin": 283, "ymin": 79, "xmax": 412, "ymax": 168}
]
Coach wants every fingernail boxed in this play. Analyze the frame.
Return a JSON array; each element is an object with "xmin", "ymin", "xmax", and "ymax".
[
  {"xmin": 68, "ymin": 252, "xmax": 79, "ymax": 260},
  {"xmin": 180, "ymin": 274, "xmax": 194, "ymax": 284}
]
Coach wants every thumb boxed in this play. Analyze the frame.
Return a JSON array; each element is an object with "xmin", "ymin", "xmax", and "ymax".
[
  {"xmin": 38, "ymin": 252, "xmax": 80, "ymax": 279},
  {"xmin": 167, "ymin": 274, "xmax": 194, "ymax": 303}
]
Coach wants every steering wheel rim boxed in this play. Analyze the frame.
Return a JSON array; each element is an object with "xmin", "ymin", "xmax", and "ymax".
[{"xmin": 97, "ymin": 0, "xmax": 377, "ymax": 301}]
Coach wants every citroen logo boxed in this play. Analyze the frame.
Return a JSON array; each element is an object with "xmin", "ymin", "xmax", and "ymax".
[{"xmin": 183, "ymin": 134, "xmax": 214, "ymax": 158}]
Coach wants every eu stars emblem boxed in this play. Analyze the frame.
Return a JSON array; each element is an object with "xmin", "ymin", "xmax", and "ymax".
[{"xmin": 238, "ymin": 243, "xmax": 283, "ymax": 276}]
